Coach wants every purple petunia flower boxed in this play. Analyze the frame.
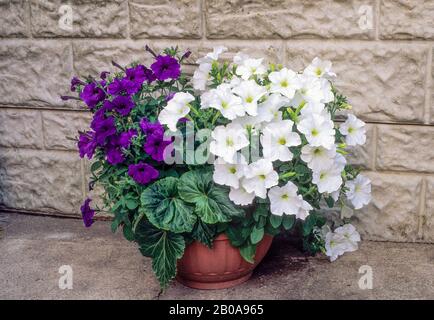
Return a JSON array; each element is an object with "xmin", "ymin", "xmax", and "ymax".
[
  {"xmin": 106, "ymin": 146, "xmax": 125, "ymax": 165},
  {"xmin": 123, "ymin": 65, "xmax": 153, "ymax": 93},
  {"xmin": 151, "ymin": 55, "xmax": 181, "ymax": 81},
  {"xmin": 70, "ymin": 76, "xmax": 85, "ymax": 92},
  {"xmin": 91, "ymin": 116, "xmax": 117, "ymax": 146},
  {"xmin": 107, "ymin": 78, "xmax": 128, "ymax": 96},
  {"xmin": 165, "ymin": 92, "xmax": 175, "ymax": 102},
  {"xmin": 144, "ymin": 133, "xmax": 172, "ymax": 162},
  {"xmin": 80, "ymin": 198, "xmax": 95, "ymax": 228},
  {"xmin": 118, "ymin": 129, "xmax": 137, "ymax": 149},
  {"xmin": 110, "ymin": 95, "xmax": 135, "ymax": 116},
  {"xmin": 139, "ymin": 118, "xmax": 164, "ymax": 137},
  {"xmin": 128, "ymin": 162, "xmax": 159, "ymax": 185},
  {"xmin": 78, "ymin": 131, "xmax": 97, "ymax": 159},
  {"xmin": 80, "ymin": 82, "xmax": 105, "ymax": 109}
]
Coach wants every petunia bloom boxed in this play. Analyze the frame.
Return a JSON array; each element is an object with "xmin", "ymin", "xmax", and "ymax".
[
  {"xmin": 144, "ymin": 133, "xmax": 172, "ymax": 162},
  {"xmin": 110, "ymin": 95, "xmax": 135, "ymax": 116},
  {"xmin": 78, "ymin": 131, "xmax": 97, "ymax": 159},
  {"xmin": 151, "ymin": 55, "xmax": 181, "ymax": 81},
  {"xmin": 106, "ymin": 146, "xmax": 125, "ymax": 165},
  {"xmin": 80, "ymin": 198, "xmax": 95, "ymax": 228},
  {"xmin": 91, "ymin": 116, "xmax": 117, "ymax": 146},
  {"xmin": 128, "ymin": 162, "xmax": 159, "ymax": 185},
  {"xmin": 118, "ymin": 129, "xmax": 137, "ymax": 149},
  {"xmin": 80, "ymin": 82, "xmax": 105, "ymax": 109},
  {"xmin": 140, "ymin": 118, "xmax": 164, "ymax": 137}
]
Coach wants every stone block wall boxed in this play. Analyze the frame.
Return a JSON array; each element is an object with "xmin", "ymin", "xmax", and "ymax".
[{"xmin": 0, "ymin": 0, "xmax": 433, "ymax": 242}]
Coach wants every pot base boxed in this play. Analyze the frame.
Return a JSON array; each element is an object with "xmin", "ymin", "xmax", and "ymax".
[{"xmin": 176, "ymin": 272, "xmax": 253, "ymax": 290}]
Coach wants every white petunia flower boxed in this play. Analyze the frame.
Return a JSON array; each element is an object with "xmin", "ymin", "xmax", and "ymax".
[
  {"xmin": 257, "ymin": 93, "xmax": 289, "ymax": 123},
  {"xmin": 334, "ymin": 153, "xmax": 347, "ymax": 172},
  {"xmin": 319, "ymin": 78, "xmax": 334, "ymax": 103},
  {"xmin": 242, "ymin": 159, "xmax": 279, "ymax": 198},
  {"xmin": 209, "ymin": 123, "xmax": 250, "ymax": 163},
  {"xmin": 297, "ymin": 113, "xmax": 335, "ymax": 150},
  {"xmin": 312, "ymin": 163, "xmax": 343, "ymax": 193},
  {"xmin": 202, "ymin": 84, "xmax": 245, "ymax": 120},
  {"xmin": 261, "ymin": 120, "xmax": 301, "ymax": 161},
  {"xmin": 229, "ymin": 186, "xmax": 255, "ymax": 206},
  {"xmin": 301, "ymin": 145, "xmax": 336, "ymax": 172},
  {"xmin": 233, "ymin": 52, "xmax": 250, "ymax": 65},
  {"xmin": 232, "ymin": 80, "xmax": 267, "ymax": 116},
  {"xmin": 299, "ymin": 101, "xmax": 326, "ymax": 118},
  {"xmin": 232, "ymin": 115, "xmax": 262, "ymax": 135},
  {"xmin": 304, "ymin": 57, "xmax": 336, "ymax": 78},
  {"xmin": 345, "ymin": 174, "xmax": 372, "ymax": 209},
  {"xmin": 158, "ymin": 92, "xmax": 195, "ymax": 132},
  {"xmin": 193, "ymin": 63, "xmax": 212, "ymax": 91},
  {"xmin": 236, "ymin": 58, "xmax": 267, "ymax": 80},
  {"xmin": 213, "ymin": 155, "xmax": 247, "ymax": 188},
  {"xmin": 340, "ymin": 114, "xmax": 366, "ymax": 146},
  {"xmin": 197, "ymin": 46, "xmax": 227, "ymax": 64},
  {"xmin": 325, "ymin": 232, "xmax": 348, "ymax": 262},
  {"xmin": 295, "ymin": 74, "xmax": 324, "ymax": 104},
  {"xmin": 268, "ymin": 181, "xmax": 312, "ymax": 220},
  {"xmin": 268, "ymin": 67, "xmax": 299, "ymax": 99},
  {"xmin": 334, "ymin": 224, "xmax": 361, "ymax": 252}
]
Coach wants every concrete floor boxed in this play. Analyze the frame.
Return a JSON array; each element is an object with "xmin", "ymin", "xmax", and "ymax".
[{"xmin": 0, "ymin": 213, "xmax": 433, "ymax": 300}]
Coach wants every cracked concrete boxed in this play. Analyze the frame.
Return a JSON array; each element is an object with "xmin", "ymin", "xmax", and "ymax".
[{"xmin": 0, "ymin": 213, "xmax": 433, "ymax": 300}]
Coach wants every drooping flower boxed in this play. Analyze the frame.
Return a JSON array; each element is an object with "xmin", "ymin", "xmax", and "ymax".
[
  {"xmin": 139, "ymin": 118, "xmax": 164, "ymax": 137},
  {"xmin": 311, "ymin": 163, "xmax": 343, "ymax": 193},
  {"xmin": 70, "ymin": 76, "xmax": 85, "ymax": 92},
  {"xmin": 324, "ymin": 231, "xmax": 348, "ymax": 262},
  {"xmin": 268, "ymin": 67, "xmax": 299, "ymax": 99},
  {"xmin": 212, "ymin": 156, "xmax": 247, "ymax": 188},
  {"xmin": 340, "ymin": 114, "xmax": 366, "ymax": 146},
  {"xmin": 297, "ymin": 113, "xmax": 335, "ymax": 150},
  {"xmin": 256, "ymin": 93, "xmax": 289, "ymax": 123},
  {"xmin": 197, "ymin": 46, "xmax": 227, "ymax": 64},
  {"xmin": 334, "ymin": 224, "xmax": 360, "ymax": 252},
  {"xmin": 232, "ymin": 80, "xmax": 267, "ymax": 116},
  {"xmin": 200, "ymin": 84, "xmax": 245, "ymax": 120},
  {"xmin": 80, "ymin": 82, "xmax": 105, "ymax": 109},
  {"xmin": 268, "ymin": 181, "xmax": 312, "ymax": 220},
  {"xmin": 128, "ymin": 162, "xmax": 159, "ymax": 185},
  {"xmin": 158, "ymin": 92, "xmax": 195, "ymax": 132},
  {"xmin": 300, "ymin": 145, "xmax": 336, "ymax": 172},
  {"xmin": 91, "ymin": 116, "xmax": 117, "ymax": 146},
  {"xmin": 80, "ymin": 198, "xmax": 95, "ymax": 228},
  {"xmin": 304, "ymin": 57, "xmax": 336, "ymax": 78},
  {"xmin": 144, "ymin": 133, "xmax": 172, "ymax": 162},
  {"xmin": 118, "ymin": 129, "xmax": 137, "ymax": 149},
  {"xmin": 77, "ymin": 131, "xmax": 97, "ymax": 159},
  {"xmin": 109, "ymin": 95, "xmax": 135, "ymax": 116},
  {"xmin": 209, "ymin": 123, "xmax": 250, "ymax": 163},
  {"xmin": 236, "ymin": 57, "xmax": 266, "ymax": 80},
  {"xmin": 229, "ymin": 186, "xmax": 255, "ymax": 206},
  {"xmin": 345, "ymin": 174, "xmax": 372, "ymax": 209},
  {"xmin": 151, "ymin": 55, "xmax": 181, "ymax": 81},
  {"xmin": 193, "ymin": 63, "xmax": 212, "ymax": 91},
  {"xmin": 242, "ymin": 159, "xmax": 279, "ymax": 199},
  {"xmin": 261, "ymin": 120, "xmax": 301, "ymax": 162}
]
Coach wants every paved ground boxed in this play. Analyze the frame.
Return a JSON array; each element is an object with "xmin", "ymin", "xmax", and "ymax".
[{"xmin": 0, "ymin": 213, "xmax": 433, "ymax": 300}]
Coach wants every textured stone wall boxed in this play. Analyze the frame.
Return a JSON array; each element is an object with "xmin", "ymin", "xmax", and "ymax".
[{"xmin": 0, "ymin": 0, "xmax": 433, "ymax": 242}]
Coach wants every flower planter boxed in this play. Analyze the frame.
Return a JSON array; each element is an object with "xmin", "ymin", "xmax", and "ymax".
[{"xmin": 176, "ymin": 234, "xmax": 273, "ymax": 290}]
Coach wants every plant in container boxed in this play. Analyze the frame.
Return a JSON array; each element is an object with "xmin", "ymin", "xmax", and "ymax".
[{"xmin": 63, "ymin": 45, "xmax": 372, "ymax": 290}]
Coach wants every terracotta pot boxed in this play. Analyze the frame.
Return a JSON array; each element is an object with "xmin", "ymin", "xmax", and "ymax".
[{"xmin": 176, "ymin": 233, "xmax": 273, "ymax": 290}]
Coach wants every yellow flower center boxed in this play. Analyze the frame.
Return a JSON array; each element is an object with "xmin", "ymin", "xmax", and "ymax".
[
  {"xmin": 246, "ymin": 96, "xmax": 253, "ymax": 103},
  {"xmin": 315, "ymin": 67, "xmax": 322, "ymax": 76},
  {"xmin": 221, "ymin": 101, "xmax": 228, "ymax": 109},
  {"xmin": 229, "ymin": 167, "xmax": 237, "ymax": 174},
  {"xmin": 278, "ymin": 137, "xmax": 286, "ymax": 145},
  {"xmin": 281, "ymin": 194, "xmax": 289, "ymax": 200},
  {"xmin": 226, "ymin": 137, "xmax": 234, "ymax": 147},
  {"xmin": 311, "ymin": 128, "xmax": 319, "ymax": 137},
  {"xmin": 259, "ymin": 174, "xmax": 266, "ymax": 180},
  {"xmin": 280, "ymin": 80, "xmax": 288, "ymax": 88}
]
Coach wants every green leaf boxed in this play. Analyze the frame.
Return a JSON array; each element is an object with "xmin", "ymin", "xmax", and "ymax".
[
  {"xmin": 191, "ymin": 220, "xmax": 216, "ymax": 248},
  {"xmin": 135, "ymin": 220, "xmax": 185, "ymax": 289},
  {"xmin": 250, "ymin": 226, "xmax": 264, "ymax": 245},
  {"xmin": 325, "ymin": 196, "xmax": 335, "ymax": 208},
  {"xmin": 141, "ymin": 177, "xmax": 197, "ymax": 233},
  {"xmin": 123, "ymin": 224, "xmax": 134, "ymax": 241},
  {"xmin": 253, "ymin": 203, "xmax": 269, "ymax": 222},
  {"xmin": 282, "ymin": 215, "xmax": 296, "ymax": 230},
  {"xmin": 125, "ymin": 199, "xmax": 139, "ymax": 210},
  {"xmin": 90, "ymin": 160, "xmax": 102, "ymax": 173},
  {"xmin": 239, "ymin": 242, "xmax": 257, "ymax": 264},
  {"xmin": 269, "ymin": 214, "xmax": 283, "ymax": 228},
  {"xmin": 178, "ymin": 170, "xmax": 244, "ymax": 224},
  {"xmin": 226, "ymin": 224, "xmax": 248, "ymax": 247}
]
